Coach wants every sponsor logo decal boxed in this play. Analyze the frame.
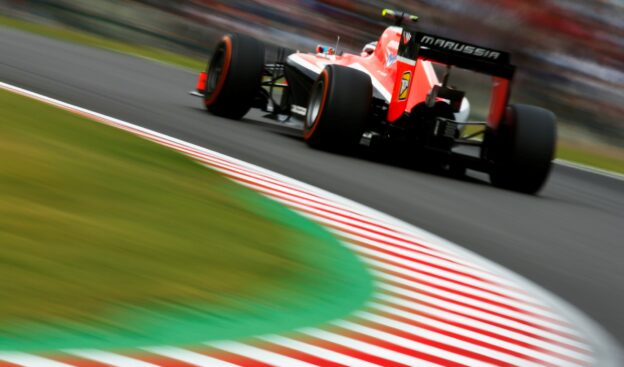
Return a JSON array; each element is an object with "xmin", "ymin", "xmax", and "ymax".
[
  {"xmin": 420, "ymin": 35, "xmax": 501, "ymax": 60},
  {"xmin": 386, "ymin": 53, "xmax": 397, "ymax": 67},
  {"xmin": 291, "ymin": 105, "xmax": 307, "ymax": 116},
  {"xmin": 402, "ymin": 32, "xmax": 412, "ymax": 45},
  {"xmin": 399, "ymin": 71, "xmax": 411, "ymax": 101}
]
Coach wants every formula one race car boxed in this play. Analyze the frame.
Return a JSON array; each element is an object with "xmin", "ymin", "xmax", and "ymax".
[{"xmin": 192, "ymin": 9, "xmax": 556, "ymax": 194}]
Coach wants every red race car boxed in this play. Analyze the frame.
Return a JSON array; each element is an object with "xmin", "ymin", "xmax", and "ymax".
[{"xmin": 193, "ymin": 9, "xmax": 556, "ymax": 194}]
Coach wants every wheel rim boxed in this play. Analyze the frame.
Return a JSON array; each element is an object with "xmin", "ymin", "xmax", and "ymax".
[
  {"xmin": 206, "ymin": 45, "xmax": 225, "ymax": 95},
  {"xmin": 306, "ymin": 79, "xmax": 325, "ymax": 129}
]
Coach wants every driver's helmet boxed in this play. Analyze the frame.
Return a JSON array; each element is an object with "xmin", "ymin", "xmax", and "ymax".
[{"xmin": 361, "ymin": 41, "xmax": 377, "ymax": 56}]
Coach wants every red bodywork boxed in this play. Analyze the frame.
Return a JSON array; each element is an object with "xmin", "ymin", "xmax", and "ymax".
[
  {"xmin": 289, "ymin": 26, "xmax": 514, "ymax": 129},
  {"xmin": 291, "ymin": 26, "xmax": 440, "ymax": 123},
  {"xmin": 194, "ymin": 26, "xmax": 513, "ymax": 128}
]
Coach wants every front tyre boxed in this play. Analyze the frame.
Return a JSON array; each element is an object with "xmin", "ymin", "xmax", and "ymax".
[
  {"xmin": 204, "ymin": 34, "xmax": 265, "ymax": 119},
  {"xmin": 488, "ymin": 104, "xmax": 557, "ymax": 194},
  {"xmin": 304, "ymin": 65, "xmax": 372, "ymax": 149}
]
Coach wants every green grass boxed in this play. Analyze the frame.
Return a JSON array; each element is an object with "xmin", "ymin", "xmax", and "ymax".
[
  {"xmin": 557, "ymin": 142, "xmax": 624, "ymax": 175},
  {"xmin": 460, "ymin": 126, "xmax": 624, "ymax": 174},
  {"xmin": 0, "ymin": 89, "xmax": 373, "ymax": 352},
  {"xmin": 0, "ymin": 14, "xmax": 205, "ymax": 70}
]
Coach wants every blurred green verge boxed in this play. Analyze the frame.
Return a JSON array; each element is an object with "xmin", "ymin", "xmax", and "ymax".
[
  {"xmin": 557, "ymin": 142, "xmax": 624, "ymax": 175},
  {"xmin": 0, "ymin": 89, "xmax": 373, "ymax": 352},
  {"xmin": 460, "ymin": 123, "xmax": 624, "ymax": 175},
  {"xmin": 2, "ymin": 14, "xmax": 621, "ymax": 175},
  {"xmin": 0, "ymin": 14, "xmax": 205, "ymax": 71}
]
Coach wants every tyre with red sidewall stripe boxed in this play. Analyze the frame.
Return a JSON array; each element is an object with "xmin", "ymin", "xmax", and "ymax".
[
  {"xmin": 488, "ymin": 104, "xmax": 557, "ymax": 194},
  {"xmin": 204, "ymin": 34, "xmax": 265, "ymax": 119},
  {"xmin": 304, "ymin": 65, "xmax": 372, "ymax": 149}
]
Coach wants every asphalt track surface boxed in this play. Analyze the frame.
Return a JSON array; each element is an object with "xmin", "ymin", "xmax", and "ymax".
[{"xmin": 2, "ymin": 26, "xmax": 623, "ymax": 358}]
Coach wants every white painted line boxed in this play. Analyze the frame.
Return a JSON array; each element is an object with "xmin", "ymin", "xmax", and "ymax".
[
  {"xmin": 349, "ymin": 244, "xmax": 565, "ymax": 320},
  {"xmin": 294, "ymin": 210, "xmax": 477, "ymax": 268},
  {"xmin": 376, "ymin": 288, "xmax": 586, "ymax": 347},
  {"xmin": 368, "ymin": 266, "xmax": 578, "ymax": 335},
  {"xmin": 334, "ymin": 231, "xmax": 537, "ymax": 301},
  {"xmin": 142, "ymin": 346, "xmax": 239, "ymax": 367},
  {"xmin": 328, "ymin": 323, "xmax": 497, "ymax": 367},
  {"xmin": 367, "ymin": 303, "xmax": 593, "ymax": 361},
  {"xmin": 299, "ymin": 328, "xmax": 444, "ymax": 367},
  {"xmin": 208, "ymin": 341, "xmax": 317, "ymax": 367},
  {"xmin": 334, "ymin": 318, "xmax": 547, "ymax": 367},
  {"xmin": 555, "ymin": 159, "xmax": 624, "ymax": 181},
  {"xmin": 0, "ymin": 353, "xmax": 73, "ymax": 367},
  {"xmin": 258, "ymin": 335, "xmax": 382, "ymax": 367},
  {"xmin": 355, "ymin": 310, "xmax": 589, "ymax": 365},
  {"xmin": 64, "ymin": 349, "xmax": 159, "ymax": 367},
  {"xmin": 325, "ymin": 224, "xmax": 499, "ymax": 277}
]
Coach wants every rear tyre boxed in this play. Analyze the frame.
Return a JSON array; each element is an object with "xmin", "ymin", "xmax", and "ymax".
[
  {"xmin": 304, "ymin": 65, "xmax": 372, "ymax": 149},
  {"xmin": 204, "ymin": 34, "xmax": 265, "ymax": 119},
  {"xmin": 488, "ymin": 104, "xmax": 556, "ymax": 194}
]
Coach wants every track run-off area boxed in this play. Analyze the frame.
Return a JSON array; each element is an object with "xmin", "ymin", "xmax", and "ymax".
[{"xmin": 0, "ymin": 80, "xmax": 618, "ymax": 367}]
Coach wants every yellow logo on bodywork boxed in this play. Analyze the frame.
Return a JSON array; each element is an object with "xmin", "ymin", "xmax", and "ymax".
[{"xmin": 399, "ymin": 71, "xmax": 411, "ymax": 101}]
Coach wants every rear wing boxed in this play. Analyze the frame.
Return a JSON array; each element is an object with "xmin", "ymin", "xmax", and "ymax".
[
  {"xmin": 404, "ymin": 32, "xmax": 514, "ymax": 79},
  {"xmin": 390, "ymin": 30, "xmax": 515, "ymax": 127}
]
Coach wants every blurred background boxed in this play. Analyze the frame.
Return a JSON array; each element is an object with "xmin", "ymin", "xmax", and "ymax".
[{"xmin": 1, "ymin": 0, "xmax": 623, "ymax": 147}]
